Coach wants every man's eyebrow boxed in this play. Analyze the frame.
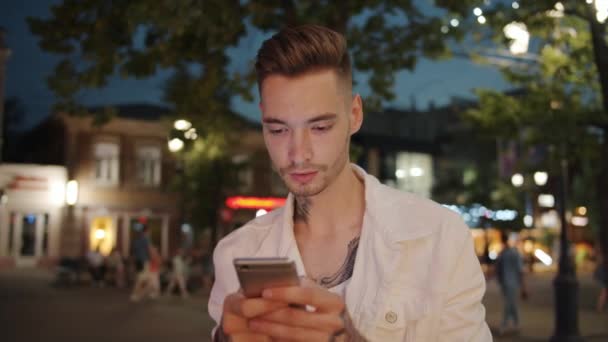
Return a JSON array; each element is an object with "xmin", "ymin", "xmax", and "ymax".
[
  {"xmin": 307, "ymin": 113, "xmax": 337, "ymax": 123},
  {"xmin": 262, "ymin": 117, "xmax": 286, "ymax": 125},
  {"xmin": 262, "ymin": 113, "xmax": 338, "ymax": 125}
]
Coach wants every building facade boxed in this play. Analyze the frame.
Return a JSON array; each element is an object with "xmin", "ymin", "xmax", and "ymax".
[
  {"xmin": 0, "ymin": 164, "xmax": 67, "ymax": 268},
  {"xmin": 59, "ymin": 108, "xmax": 181, "ymax": 259}
]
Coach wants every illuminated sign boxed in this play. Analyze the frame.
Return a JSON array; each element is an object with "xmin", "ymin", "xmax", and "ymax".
[{"xmin": 225, "ymin": 196, "xmax": 287, "ymax": 210}]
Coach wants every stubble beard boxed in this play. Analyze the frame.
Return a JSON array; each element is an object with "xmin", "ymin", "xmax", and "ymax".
[{"xmin": 277, "ymin": 138, "xmax": 351, "ymax": 199}]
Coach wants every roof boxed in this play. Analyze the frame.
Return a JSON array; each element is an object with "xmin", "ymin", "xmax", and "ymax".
[{"xmin": 87, "ymin": 103, "xmax": 172, "ymax": 121}]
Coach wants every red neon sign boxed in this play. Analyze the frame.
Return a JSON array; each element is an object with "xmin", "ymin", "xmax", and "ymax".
[{"xmin": 225, "ymin": 196, "xmax": 287, "ymax": 210}]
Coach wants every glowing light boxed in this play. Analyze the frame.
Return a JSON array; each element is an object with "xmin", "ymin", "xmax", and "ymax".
[
  {"xmin": 168, "ymin": 138, "xmax": 184, "ymax": 152},
  {"xmin": 65, "ymin": 180, "xmax": 78, "ymax": 206},
  {"xmin": 450, "ymin": 19, "xmax": 460, "ymax": 27},
  {"xmin": 94, "ymin": 229, "xmax": 106, "ymax": 240},
  {"xmin": 226, "ymin": 196, "xmax": 287, "ymax": 210},
  {"xmin": 538, "ymin": 194, "xmax": 555, "ymax": 208},
  {"xmin": 511, "ymin": 173, "xmax": 524, "ymax": 187},
  {"xmin": 477, "ymin": 16, "xmax": 487, "ymax": 24},
  {"xmin": 174, "ymin": 119, "xmax": 192, "ymax": 131},
  {"xmin": 577, "ymin": 206, "xmax": 587, "ymax": 216},
  {"xmin": 512, "ymin": 2, "xmax": 520, "ymax": 9},
  {"xmin": 489, "ymin": 251, "xmax": 498, "ymax": 260},
  {"xmin": 256, "ymin": 209, "xmax": 268, "ymax": 217},
  {"xmin": 534, "ymin": 249, "xmax": 553, "ymax": 266},
  {"xmin": 548, "ymin": 2, "xmax": 565, "ymax": 18},
  {"xmin": 534, "ymin": 171, "xmax": 548, "ymax": 186},
  {"xmin": 50, "ymin": 181, "xmax": 65, "ymax": 206},
  {"xmin": 441, "ymin": 25, "xmax": 449, "ymax": 34},
  {"xmin": 596, "ymin": 0, "xmax": 608, "ymax": 23},
  {"xmin": 524, "ymin": 214, "xmax": 533, "ymax": 227},
  {"xmin": 395, "ymin": 169, "xmax": 406, "ymax": 179},
  {"xmin": 504, "ymin": 22, "xmax": 530, "ymax": 55},
  {"xmin": 571, "ymin": 216, "xmax": 589, "ymax": 227},
  {"xmin": 473, "ymin": 7, "xmax": 483, "ymax": 16},
  {"xmin": 184, "ymin": 128, "xmax": 198, "ymax": 140},
  {"xmin": 409, "ymin": 167, "xmax": 424, "ymax": 177}
]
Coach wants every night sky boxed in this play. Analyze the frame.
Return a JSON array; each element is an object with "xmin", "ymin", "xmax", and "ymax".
[{"xmin": 2, "ymin": 0, "xmax": 512, "ymax": 130}]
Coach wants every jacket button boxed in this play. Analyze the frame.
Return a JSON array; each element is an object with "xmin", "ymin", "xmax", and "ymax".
[{"xmin": 385, "ymin": 311, "xmax": 398, "ymax": 324}]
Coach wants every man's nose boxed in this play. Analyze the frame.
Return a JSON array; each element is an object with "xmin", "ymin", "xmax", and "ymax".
[{"xmin": 288, "ymin": 129, "xmax": 312, "ymax": 165}]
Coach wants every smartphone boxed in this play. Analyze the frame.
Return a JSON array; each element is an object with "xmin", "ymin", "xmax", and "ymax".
[{"xmin": 234, "ymin": 257, "xmax": 300, "ymax": 298}]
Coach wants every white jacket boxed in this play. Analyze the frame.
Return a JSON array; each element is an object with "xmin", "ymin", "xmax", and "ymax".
[{"xmin": 208, "ymin": 165, "xmax": 492, "ymax": 341}]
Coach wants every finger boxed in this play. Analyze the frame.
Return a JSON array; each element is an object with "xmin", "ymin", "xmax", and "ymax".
[
  {"xmin": 230, "ymin": 297, "xmax": 289, "ymax": 318},
  {"xmin": 262, "ymin": 286, "xmax": 344, "ymax": 313},
  {"xmin": 259, "ymin": 307, "xmax": 344, "ymax": 333},
  {"xmin": 222, "ymin": 311, "xmax": 250, "ymax": 335},
  {"xmin": 249, "ymin": 319, "xmax": 331, "ymax": 341},
  {"xmin": 231, "ymin": 332, "xmax": 273, "ymax": 342}
]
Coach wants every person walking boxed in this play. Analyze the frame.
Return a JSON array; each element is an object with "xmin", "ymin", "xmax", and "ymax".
[
  {"xmin": 165, "ymin": 248, "xmax": 189, "ymax": 298},
  {"xmin": 495, "ymin": 231, "xmax": 527, "ymax": 334},
  {"xmin": 130, "ymin": 245, "xmax": 161, "ymax": 302}
]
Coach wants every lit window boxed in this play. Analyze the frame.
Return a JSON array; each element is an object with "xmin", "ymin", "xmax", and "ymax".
[
  {"xmin": 393, "ymin": 152, "xmax": 434, "ymax": 198},
  {"xmin": 136, "ymin": 146, "xmax": 162, "ymax": 186},
  {"xmin": 94, "ymin": 142, "xmax": 120, "ymax": 186}
]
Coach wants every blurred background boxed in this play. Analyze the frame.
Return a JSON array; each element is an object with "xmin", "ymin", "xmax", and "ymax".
[{"xmin": 0, "ymin": 0, "xmax": 607, "ymax": 341}]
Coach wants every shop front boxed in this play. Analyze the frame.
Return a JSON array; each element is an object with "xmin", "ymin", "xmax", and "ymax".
[{"xmin": 0, "ymin": 164, "xmax": 68, "ymax": 268}]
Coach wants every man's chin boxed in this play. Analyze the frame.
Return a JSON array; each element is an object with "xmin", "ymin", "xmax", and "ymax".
[{"xmin": 285, "ymin": 182, "xmax": 325, "ymax": 198}]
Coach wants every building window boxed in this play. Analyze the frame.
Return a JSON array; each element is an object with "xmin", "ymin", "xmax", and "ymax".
[
  {"xmin": 94, "ymin": 142, "xmax": 120, "ymax": 185},
  {"xmin": 393, "ymin": 152, "xmax": 434, "ymax": 198},
  {"xmin": 136, "ymin": 146, "xmax": 161, "ymax": 186}
]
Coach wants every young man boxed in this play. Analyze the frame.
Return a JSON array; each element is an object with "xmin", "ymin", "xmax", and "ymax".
[{"xmin": 209, "ymin": 25, "xmax": 491, "ymax": 341}]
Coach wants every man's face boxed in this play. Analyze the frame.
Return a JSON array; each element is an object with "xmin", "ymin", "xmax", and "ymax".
[{"xmin": 260, "ymin": 69, "xmax": 362, "ymax": 197}]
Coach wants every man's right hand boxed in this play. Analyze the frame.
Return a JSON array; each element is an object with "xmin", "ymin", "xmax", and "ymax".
[{"xmin": 218, "ymin": 291, "xmax": 288, "ymax": 342}]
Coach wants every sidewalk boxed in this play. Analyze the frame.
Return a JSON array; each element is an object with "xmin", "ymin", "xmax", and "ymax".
[
  {"xmin": 0, "ymin": 267, "xmax": 606, "ymax": 341},
  {"xmin": 483, "ymin": 271, "xmax": 608, "ymax": 341}
]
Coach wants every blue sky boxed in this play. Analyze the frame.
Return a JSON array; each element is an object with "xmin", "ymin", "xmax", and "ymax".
[{"xmin": 2, "ymin": 0, "xmax": 512, "ymax": 129}]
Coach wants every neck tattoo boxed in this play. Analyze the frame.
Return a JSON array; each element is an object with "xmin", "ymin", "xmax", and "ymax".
[
  {"xmin": 294, "ymin": 196, "xmax": 311, "ymax": 223},
  {"xmin": 315, "ymin": 236, "xmax": 360, "ymax": 288}
]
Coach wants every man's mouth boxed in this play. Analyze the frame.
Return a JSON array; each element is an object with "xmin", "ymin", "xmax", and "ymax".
[{"xmin": 289, "ymin": 171, "xmax": 318, "ymax": 184}]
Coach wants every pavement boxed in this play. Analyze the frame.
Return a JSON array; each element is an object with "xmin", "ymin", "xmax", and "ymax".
[{"xmin": 0, "ymin": 268, "xmax": 606, "ymax": 342}]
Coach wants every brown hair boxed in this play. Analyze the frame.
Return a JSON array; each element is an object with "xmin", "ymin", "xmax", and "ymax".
[{"xmin": 255, "ymin": 24, "xmax": 352, "ymax": 91}]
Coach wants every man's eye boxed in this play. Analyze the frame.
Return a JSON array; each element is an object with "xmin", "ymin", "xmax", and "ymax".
[
  {"xmin": 312, "ymin": 125, "xmax": 332, "ymax": 132},
  {"xmin": 268, "ymin": 128, "xmax": 287, "ymax": 135}
]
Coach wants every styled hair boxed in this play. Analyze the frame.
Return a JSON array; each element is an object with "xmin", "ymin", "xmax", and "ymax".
[{"xmin": 255, "ymin": 24, "xmax": 352, "ymax": 90}]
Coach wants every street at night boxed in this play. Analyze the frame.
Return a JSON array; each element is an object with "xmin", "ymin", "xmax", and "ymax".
[{"xmin": 0, "ymin": 268, "xmax": 606, "ymax": 342}]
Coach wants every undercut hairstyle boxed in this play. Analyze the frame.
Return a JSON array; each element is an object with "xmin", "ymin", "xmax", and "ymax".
[{"xmin": 255, "ymin": 24, "xmax": 352, "ymax": 92}]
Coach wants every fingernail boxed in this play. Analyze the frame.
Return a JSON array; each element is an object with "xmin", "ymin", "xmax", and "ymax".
[{"xmin": 262, "ymin": 289, "xmax": 272, "ymax": 298}]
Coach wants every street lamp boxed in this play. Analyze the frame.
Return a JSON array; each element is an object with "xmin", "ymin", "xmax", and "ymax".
[
  {"xmin": 174, "ymin": 119, "xmax": 192, "ymax": 131},
  {"xmin": 534, "ymin": 171, "xmax": 548, "ymax": 186},
  {"xmin": 511, "ymin": 173, "xmax": 524, "ymax": 187},
  {"xmin": 168, "ymin": 138, "xmax": 184, "ymax": 152}
]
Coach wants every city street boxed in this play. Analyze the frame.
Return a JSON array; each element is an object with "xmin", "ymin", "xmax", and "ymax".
[{"xmin": 0, "ymin": 268, "xmax": 606, "ymax": 342}]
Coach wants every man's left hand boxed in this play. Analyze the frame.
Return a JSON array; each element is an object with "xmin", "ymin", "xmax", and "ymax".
[{"xmin": 247, "ymin": 284, "xmax": 346, "ymax": 341}]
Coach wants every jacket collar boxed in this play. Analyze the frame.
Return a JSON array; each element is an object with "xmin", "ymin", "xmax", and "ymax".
[{"xmin": 276, "ymin": 163, "xmax": 438, "ymax": 252}]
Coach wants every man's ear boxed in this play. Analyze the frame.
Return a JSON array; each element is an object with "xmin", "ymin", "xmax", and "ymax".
[{"xmin": 349, "ymin": 94, "xmax": 363, "ymax": 135}]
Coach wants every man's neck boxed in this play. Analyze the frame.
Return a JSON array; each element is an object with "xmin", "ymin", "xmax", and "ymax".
[{"xmin": 293, "ymin": 163, "xmax": 365, "ymax": 239}]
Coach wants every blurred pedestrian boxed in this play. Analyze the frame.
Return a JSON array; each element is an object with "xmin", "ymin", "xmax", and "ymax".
[
  {"xmin": 106, "ymin": 247, "xmax": 125, "ymax": 288},
  {"xmin": 86, "ymin": 246, "xmax": 106, "ymax": 287},
  {"xmin": 165, "ymin": 248, "xmax": 189, "ymax": 298},
  {"xmin": 495, "ymin": 231, "xmax": 527, "ymax": 335},
  {"xmin": 594, "ymin": 254, "xmax": 607, "ymax": 312},
  {"xmin": 130, "ymin": 245, "xmax": 161, "ymax": 302},
  {"xmin": 131, "ymin": 227, "xmax": 150, "ymax": 272}
]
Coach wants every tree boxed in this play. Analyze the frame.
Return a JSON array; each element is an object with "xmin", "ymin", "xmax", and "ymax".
[
  {"xmin": 457, "ymin": 1, "xmax": 608, "ymax": 283},
  {"xmin": 27, "ymin": 0, "xmax": 483, "ymax": 242}
]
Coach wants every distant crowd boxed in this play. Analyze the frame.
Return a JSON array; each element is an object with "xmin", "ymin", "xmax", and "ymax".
[{"xmin": 55, "ymin": 228, "xmax": 214, "ymax": 301}]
